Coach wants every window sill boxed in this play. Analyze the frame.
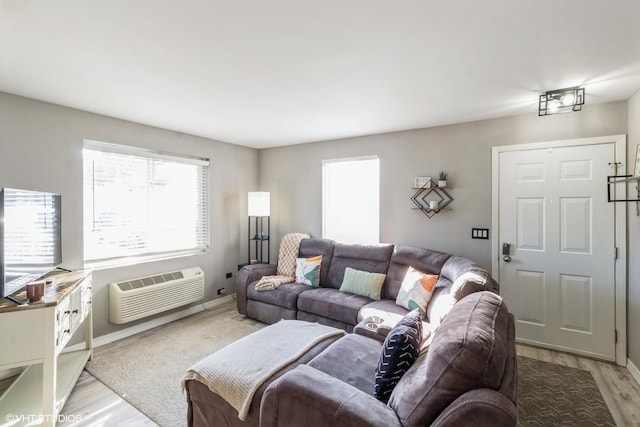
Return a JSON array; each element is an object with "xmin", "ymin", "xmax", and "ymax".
[{"xmin": 84, "ymin": 248, "xmax": 209, "ymax": 271}]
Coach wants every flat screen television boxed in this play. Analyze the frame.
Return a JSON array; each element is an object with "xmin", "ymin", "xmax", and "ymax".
[{"xmin": 0, "ymin": 188, "xmax": 62, "ymax": 302}]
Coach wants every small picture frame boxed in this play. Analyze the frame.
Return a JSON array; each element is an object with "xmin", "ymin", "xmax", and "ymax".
[
  {"xmin": 634, "ymin": 145, "xmax": 640, "ymax": 177},
  {"xmin": 414, "ymin": 176, "xmax": 431, "ymax": 188}
]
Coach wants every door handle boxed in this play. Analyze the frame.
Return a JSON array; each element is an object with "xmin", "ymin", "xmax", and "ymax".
[
  {"xmin": 502, "ymin": 243, "xmax": 511, "ymax": 255},
  {"xmin": 502, "ymin": 243, "xmax": 511, "ymax": 262}
]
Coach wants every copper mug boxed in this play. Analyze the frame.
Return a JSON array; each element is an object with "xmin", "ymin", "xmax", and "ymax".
[{"xmin": 26, "ymin": 281, "xmax": 45, "ymax": 303}]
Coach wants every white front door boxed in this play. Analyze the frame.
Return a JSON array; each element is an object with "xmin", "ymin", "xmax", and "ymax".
[{"xmin": 497, "ymin": 142, "xmax": 617, "ymax": 361}]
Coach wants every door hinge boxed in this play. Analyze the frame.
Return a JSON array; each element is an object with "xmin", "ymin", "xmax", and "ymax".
[
  {"xmin": 615, "ymin": 247, "xmax": 618, "ymax": 260},
  {"xmin": 615, "ymin": 330, "xmax": 618, "ymax": 343}
]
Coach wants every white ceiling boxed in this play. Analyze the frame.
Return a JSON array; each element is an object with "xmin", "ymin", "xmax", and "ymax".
[{"xmin": 1, "ymin": 1, "xmax": 640, "ymax": 149}]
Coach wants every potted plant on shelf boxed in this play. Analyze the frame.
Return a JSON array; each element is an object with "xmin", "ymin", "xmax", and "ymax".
[{"xmin": 438, "ymin": 171, "xmax": 448, "ymax": 187}]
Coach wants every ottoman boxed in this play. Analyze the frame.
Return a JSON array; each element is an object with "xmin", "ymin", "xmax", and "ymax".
[{"xmin": 183, "ymin": 320, "xmax": 345, "ymax": 427}]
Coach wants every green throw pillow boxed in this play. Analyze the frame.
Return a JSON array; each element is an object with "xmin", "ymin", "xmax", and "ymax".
[{"xmin": 339, "ymin": 267, "xmax": 386, "ymax": 300}]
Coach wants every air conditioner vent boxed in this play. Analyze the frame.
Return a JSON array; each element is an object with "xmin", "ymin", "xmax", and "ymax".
[{"xmin": 116, "ymin": 270, "xmax": 186, "ymax": 292}]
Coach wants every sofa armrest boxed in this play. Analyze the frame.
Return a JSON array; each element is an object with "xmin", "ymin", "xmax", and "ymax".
[
  {"xmin": 260, "ymin": 365, "xmax": 402, "ymax": 427},
  {"xmin": 236, "ymin": 263, "xmax": 277, "ymax": 314},
  {"xmin": 430, "ymin": 388, "xmax": 517, "ymax": 427}
]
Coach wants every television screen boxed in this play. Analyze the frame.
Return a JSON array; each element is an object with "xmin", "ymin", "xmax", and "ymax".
[{"xmin": 1, "ymin": 188, "xmax": 62, "ymax": 298}]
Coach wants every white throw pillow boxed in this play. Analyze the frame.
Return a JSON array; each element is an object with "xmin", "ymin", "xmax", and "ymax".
[{"xmin": 395, "ymin": 266, "xmax": 438, "ymax": 318}]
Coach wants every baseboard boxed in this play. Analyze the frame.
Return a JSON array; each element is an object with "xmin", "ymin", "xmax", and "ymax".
[
  {"xmin": 64, "ymin": 294, "xmax": 235, "ymax": 352},
  {"xmin": 202, "ymin": 293, "xmax": 235, "ymax": 310},
  {"xmin": 627, "ymin": 358, "xmax": 640, "ymax": 387}
]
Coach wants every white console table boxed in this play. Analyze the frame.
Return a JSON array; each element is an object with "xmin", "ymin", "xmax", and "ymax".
[{"xmin": 0, "ymin": 270, "xmax": 93, "ymax": 427}]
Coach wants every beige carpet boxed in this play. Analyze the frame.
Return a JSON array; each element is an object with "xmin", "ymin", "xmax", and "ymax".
[{"xmin": 85, "ymin": 303, "xmax": 263, "ymax": 427}]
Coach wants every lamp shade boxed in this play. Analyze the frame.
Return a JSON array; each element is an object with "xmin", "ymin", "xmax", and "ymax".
[{"xmin": 248, "ymin": 192, "xmax": 270, "ymax": 216}]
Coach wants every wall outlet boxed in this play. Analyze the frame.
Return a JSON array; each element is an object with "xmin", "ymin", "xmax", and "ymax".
[
  {"xmin": 225, "ymin": 272, "xmax": 232, "ymax": 279},
  {"xmin": 217, "ymin": 288, "xmax": 227, "ymax": 295}
]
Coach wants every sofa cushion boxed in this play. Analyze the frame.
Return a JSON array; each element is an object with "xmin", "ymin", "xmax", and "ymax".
[
  {"xmin": 296, "ymin": 312, "xmax": 354, "ymax": 333},
  {"xmin": 298, "ymin": 238, "xmax": 335, "ymax": 287},
  {"xmin": 295, "ymin": 255, "xmax": 322, "ymax": 287},
  {"xmin": 297, "ymin": 288, "xmax": 371, "ymax": 325},
  {"xmin": 383, "ymin": 245, "xmax": 451, "ymax": 300},
  {"xmin": 339, "ymin": 267, "xmax": 386, "ymax": 300},
  {"xmin": 359, "ymin": 299, "xmax": 409, "ymax": 324},
  {"xmin": 389, "ymin": 291, "xmax": 510, "ymax": 427},
  {"xmin": 324, "ymin": 243, "xmax": 394, "ymax": 289},
  {"xmin": 247, "ymin": 300, "xmax": 297, "ymax": 324},
  {"xmin": 426, "ymin": 285, "xmax": 455, "ymax": 327},
  {"xmin": 374, "ymin": 310, "xmax": 422, "ymax": 403},
  {"xmin": 308, "ymin": 333, "xmax": 380, "ymax": 394},
  {"xmin": 450, "ymin": 269, "xmax": 495, "ymax": 301},
  {"xmin": 425, "ymin": 266, "xmax": 495, "ymax": 330},
  {"xmin": 247, "ymin": 282, "xmax": 312, "ymax": 310},
  {"xmin": 395, "ymin": 267, "xmax": 438, "ymax": 317},
  {"xmin": 440, "ymin": 256, "xmax": 499, "ymax": 294}
]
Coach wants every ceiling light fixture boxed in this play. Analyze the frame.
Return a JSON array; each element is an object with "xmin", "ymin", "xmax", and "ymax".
[{"xmin": 538, "ymin": 86, "xmax": 585, "ymax": 116}]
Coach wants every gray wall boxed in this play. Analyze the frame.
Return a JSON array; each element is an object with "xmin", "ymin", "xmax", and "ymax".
[
  {"xmin": 259, "ymin": 101, "xmax": 627, "ymax": 270},
  {"xmin": 627, "ymin": 89, "xmax": 640, "ymax": 369},
  {"xmin": 0, "ymin": 92, "xmax": 258, "ymax": 338}
]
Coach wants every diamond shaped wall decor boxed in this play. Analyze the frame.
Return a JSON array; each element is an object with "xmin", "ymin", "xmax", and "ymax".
[{"xmin": 411, "ymin": 185, "xmax": 453, "ymax": 218}]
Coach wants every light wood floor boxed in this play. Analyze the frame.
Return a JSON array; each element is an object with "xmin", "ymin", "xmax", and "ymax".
[
  {"xmin": 58, "ymin": 371, "xmax": 156, "ymax": 427},
  {"xmin": 9, "ymin": 301, "xmax": 640, "ymax": 426}
]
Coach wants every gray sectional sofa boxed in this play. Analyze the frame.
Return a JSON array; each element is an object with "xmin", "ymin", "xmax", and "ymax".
[
  {"xmin": 236, "ymin": 238, "xmax": 499, "ymax": 332},
  {"xmin": 185, "ymin": 238, "xmax": 517, "ymax": 426}
]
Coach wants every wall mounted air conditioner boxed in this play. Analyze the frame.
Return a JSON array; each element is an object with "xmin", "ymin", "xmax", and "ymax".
[{"xmin": 109, "ymin": 267, "xmax": 204, "ymax": 324}]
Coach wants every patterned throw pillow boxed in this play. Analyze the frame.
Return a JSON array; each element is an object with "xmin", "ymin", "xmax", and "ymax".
[
  {"xmin": 374, "ymin": 309, "xmax": 422, "ymax": 402},
  {"xmin": 295, "ymin": 255, "xmax": 322, "ymax": 287},
  {"xmin": 395, "ymin": 266, "xmax": 438, "ymax": 318}
]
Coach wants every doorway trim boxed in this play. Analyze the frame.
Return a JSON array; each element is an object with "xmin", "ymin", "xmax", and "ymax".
[{"xmin": 491, "ymin": 134, "xmax": 627, "ymax": 366}]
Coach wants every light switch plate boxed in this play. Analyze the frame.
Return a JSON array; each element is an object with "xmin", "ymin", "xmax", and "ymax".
[{"xmin": 471, "ymin": 228, "xmax": 489, "ymax": 239}]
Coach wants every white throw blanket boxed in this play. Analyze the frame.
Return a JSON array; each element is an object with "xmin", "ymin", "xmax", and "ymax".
[
  {"xmin": 255, "ymin": 232, "xmax": 310, "ymax": 291},
  {"xmin": 182, "ymin": 320, "xmax": 345, "ymax": 420}
]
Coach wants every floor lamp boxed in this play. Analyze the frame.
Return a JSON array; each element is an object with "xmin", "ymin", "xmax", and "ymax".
[{"xmin": 248, "ymin": 192, "xmax": 270, "ymax": 264}]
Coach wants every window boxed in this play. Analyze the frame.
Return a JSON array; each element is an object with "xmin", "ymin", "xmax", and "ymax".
[
  {"xmin": 83, "ymin": 141, "xmax": 209, "ymax": 265},
  {"xmin": 322, "ymin": 156, "xmax": 379, "ymax": 244}
]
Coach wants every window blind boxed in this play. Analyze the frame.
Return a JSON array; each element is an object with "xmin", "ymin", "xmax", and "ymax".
[{"xmin": 83, "ymin": 141, "xmax": 209, "ymax": 263}]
